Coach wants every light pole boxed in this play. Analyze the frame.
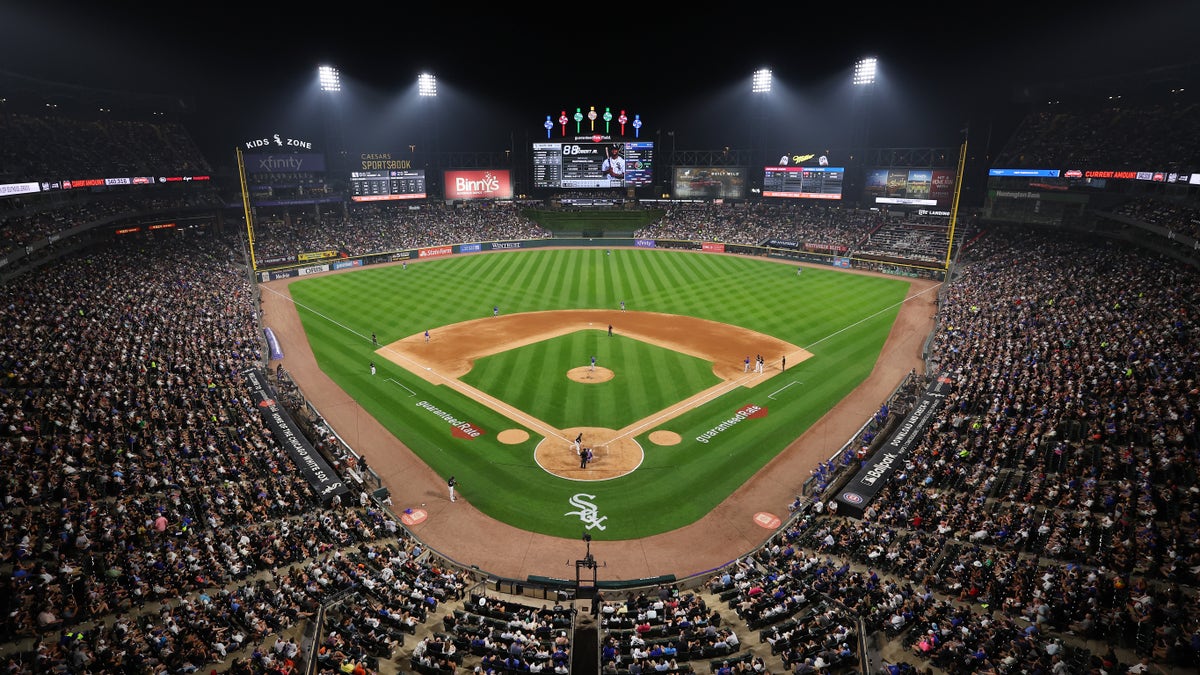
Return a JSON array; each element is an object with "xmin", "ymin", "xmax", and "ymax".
[
  {"xmin": 851, "ymin": 57, "xmax": 878, "ymax": 192},
  {"xmin": 752, "ymin": 68, "xmax": 772, "ymax": 196},
  {"xmin": 318, "ymin": 65, "xmax": 344, "ymax": 175},
  {"xmin": 418, "ymin": 73, "xmax": 438, "ymax": 194}
]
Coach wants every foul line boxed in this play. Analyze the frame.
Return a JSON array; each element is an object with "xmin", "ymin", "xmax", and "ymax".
[
  {"xmin": 768, "ymin": 381, "xmax": 800, "ymax": 400},
  {"xmin": 600, "ymin": 283, "xmax": 940, "ymax": 448},
  {"xmin": 261, "ymin": 285, "xmax": 571, "ymax": 446},
  {"xmin": 386, "ymin": 378, "xmax": 417, "ymax": 397},
  {"xmin": 602, "ymin": 367, "xmax": 770, "ymax": 448},
  {"xmin": 805, "ymin": 282, "xmax": 941, "ymax": 351}
]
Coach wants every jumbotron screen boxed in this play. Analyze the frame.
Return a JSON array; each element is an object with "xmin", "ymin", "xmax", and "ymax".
[
  {"xmin": 673, "ymin": 167, "xmax": 746, "ymax": 200},
  {"xmin": 864, "ymin": 169, "xmax": 956, "ymax": 207},
  {"xmin": 532, "ymin": 139, "xmax": 654, "ymax": 189}
]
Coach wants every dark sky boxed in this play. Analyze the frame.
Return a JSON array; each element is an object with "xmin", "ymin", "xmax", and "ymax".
[{"xmin": 4, "ymin": 3, "xmax": 1199, "ymax": 166}]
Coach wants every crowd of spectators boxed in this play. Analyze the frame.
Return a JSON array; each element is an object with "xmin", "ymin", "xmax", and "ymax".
[
  {"xmin": 854, "ymin": 223, "xmax": 947, "ymax": 265},
  {"xmin": 0, "ymin": 112, "xmax": 211, "ymax": 183},
  {"xmin": 728, "ymin": 224, "xmax": 1200, "ymax": 674},
  {"xmin": 250, "ymin": 202, "xmax": 553, "ymax": 261},
  {"xmin": 1104, "ymin": 198, "xmax": 1200, "ymax": 242},
  {"xmin": 632, "ymin": 203, "xmax": 875, "ymax": 251},
  {"xmin": 991, "ymin": 99, "xmax": 1200, "ymax": 172},
  {"xmin": 598, "ymin": 586, "xmax": 731, "ymax": 671},
  {"xmin": 0, "ymin": 233, "xmax": 475, "ymax": 674},
  {"xmin": 441, "ymin": 595, "xmax": 576, "ymax": 675},
  {"xmin": 247, "ymin": 200, "xmax": 965, "ymax": 269},
  {"xmin": 0, "ymin": 191, "xmax": 223, "ymax": 260}
]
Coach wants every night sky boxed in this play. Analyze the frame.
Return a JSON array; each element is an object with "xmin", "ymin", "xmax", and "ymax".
[{"xmin": 4, "ymin": 3, "xmax": 1198, "ymax": 165}]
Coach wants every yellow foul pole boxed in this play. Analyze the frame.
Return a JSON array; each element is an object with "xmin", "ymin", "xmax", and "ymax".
[
  {"xmin": 944, "ymin": 135, "xmax": 968, "ymax": 270},
  {"xmin": 237, "ymin": 147, "xmax": 258, "ymax": 272}
]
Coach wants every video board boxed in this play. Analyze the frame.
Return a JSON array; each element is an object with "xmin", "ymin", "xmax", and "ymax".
[
  {"xmin": 673, "ymin": 167, "xmax": 746, "ymax": 200},
  {"xmin": 762, "ymin": 166, "xmax": 844, "ymax": 200},
  {"xmin": 349, "ymin": 169, "xmax": 427, "ymax": 202},
  {"xmin": 864, "ymin": 169, "xmax": 955, "ymax": 207},
  {"xmin": 532, "ymin": 139, "xmax": 654, "ymax": 188}
]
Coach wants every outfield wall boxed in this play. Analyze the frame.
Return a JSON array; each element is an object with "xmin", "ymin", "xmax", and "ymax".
[{"xmin": 255, "ymin": 236, "xmax": 946, "ymax": 283}]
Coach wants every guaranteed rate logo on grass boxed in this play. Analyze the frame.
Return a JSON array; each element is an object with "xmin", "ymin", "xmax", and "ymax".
[
  {"xmin": 695, "ymin": 404, "xmax": 767, "ymax": 444},
  {"xmin": 416, "ymin": 400, "xmax": 485, "ymax": 439}
]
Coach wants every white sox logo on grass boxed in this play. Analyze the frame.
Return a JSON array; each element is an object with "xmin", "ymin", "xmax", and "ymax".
[
  {"xmin": 695, "ymin": 404, "xmax": 767, "ymax": 444},
  {"xmin": 415, "ymin": 400, "xmax": 485, "ymax": 439},
  {"xmin": 566, "ymin": 494, "xmax": 607, "ymax": 531}
]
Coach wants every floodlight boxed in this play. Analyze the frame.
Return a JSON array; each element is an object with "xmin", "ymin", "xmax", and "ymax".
[
  {"xmin": 752, "ymin": 68, "xmax": 772, "ymax": 94},
  {"xmin": 418, "ymin": 73, "xmax": 438, "ymax": 97},
  {"xmin": 318, "ymin": 65, "xmax": 341, "ymax": 93},
  {"xmin": 853, "ymin": 57, "xmax": 877, "ymax": 86}
]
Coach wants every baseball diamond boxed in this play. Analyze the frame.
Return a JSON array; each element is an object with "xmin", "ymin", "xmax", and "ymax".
[
  {"xmin": 261, "ymin": 247, "xmax": 939, "ymax": 581},
  {"xmin": 379, "ymin": 309, "xmax": 808, "ymax": 480}
]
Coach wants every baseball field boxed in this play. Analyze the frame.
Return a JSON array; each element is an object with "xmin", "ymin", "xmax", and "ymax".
[{"xmin": 269, "ymin": 248, "xmax": 921, "ymax": 547}]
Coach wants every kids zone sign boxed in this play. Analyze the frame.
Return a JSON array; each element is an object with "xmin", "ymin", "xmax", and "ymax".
[{"xmin": 443, "ymin": 170, "xmax": 514, "ymax": 200}]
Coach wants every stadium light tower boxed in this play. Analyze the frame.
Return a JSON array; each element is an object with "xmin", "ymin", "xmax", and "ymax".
[
  {"xmin": 317, "ymin": 64, "xmax": 347, "ymax": 181},
  {"xmin": 850, "ymin": 56, "xmax": 877, "ymax": 169},
  {"xmin": 417, "ymin": 73, "xmax": 440, "ymax": 193},
  {"xmin": 751, "ymin": 68, "xmax": 772, "ymax": 195}
]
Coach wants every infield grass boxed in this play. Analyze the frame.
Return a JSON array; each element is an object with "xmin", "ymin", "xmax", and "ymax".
[
  {"xmin": 461, "ymin": 333, "xmax": 720, "ymax": 430},
  {"xmin": 285, "ymin": 248, "xmax": 912, "ymax": 540}
]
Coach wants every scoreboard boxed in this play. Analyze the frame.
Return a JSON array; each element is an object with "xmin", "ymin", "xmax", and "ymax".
[
  {"xmin": 349, "ymin": 169, "xmax": 427, "ymax": 201},
  {"xmin": 532, "ymin": 140, "xmax": 654, "ymax": 189},
  {"xmin": 762, "ymin": 166, "xmax": 844, "ymax": 199}
]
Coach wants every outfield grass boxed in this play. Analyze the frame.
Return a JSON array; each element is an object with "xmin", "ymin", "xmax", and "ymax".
[{"xmin": 286, "ymin": 248, "xmax": 911, "ymax": 539}]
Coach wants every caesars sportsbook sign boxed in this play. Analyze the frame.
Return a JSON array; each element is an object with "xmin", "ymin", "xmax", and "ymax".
[
  {"xmin": 835, "ymin": 375, "xmax": 953, "ymax": 518},
  {"xmin": 443, "ymin": 170, "xmax": 514, "ymax": 200}
]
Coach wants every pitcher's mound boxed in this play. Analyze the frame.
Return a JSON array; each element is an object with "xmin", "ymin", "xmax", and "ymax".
[{"xmin": 567, "ymin": 366, "xmax": 614, "ymax": 383}]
